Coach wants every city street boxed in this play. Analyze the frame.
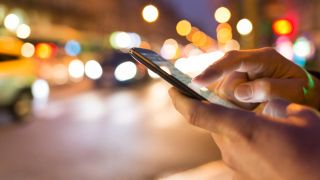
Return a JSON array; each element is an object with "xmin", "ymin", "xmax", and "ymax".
[
  {"xmin": 0, "ymin": 0, "xmax": 319, "ymax": 179},
  {"xmin": 0, "ymin": 81, "xmax": 220, "ymax": 180}
]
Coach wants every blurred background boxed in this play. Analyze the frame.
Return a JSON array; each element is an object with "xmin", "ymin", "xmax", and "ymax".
[{"xmin": 0, "ymin": 0, "xmax": 319, "ymax": 179}]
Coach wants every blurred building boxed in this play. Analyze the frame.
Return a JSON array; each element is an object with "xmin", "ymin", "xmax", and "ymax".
[{"xmin": 1, "ymin": 0, "xmax": 184, "ymax": 47}]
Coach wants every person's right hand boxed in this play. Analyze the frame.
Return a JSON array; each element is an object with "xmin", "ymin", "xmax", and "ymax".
[{"xmin": 193, "ymin": 48, "xmax": 320, "ymax": 110}]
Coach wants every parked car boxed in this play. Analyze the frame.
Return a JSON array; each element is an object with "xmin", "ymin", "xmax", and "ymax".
[
  {"xmin": 95, "ymin": 50, "xmax": 149, "ymax": 88},
  {"xmin": 0, "ymin": 37, "xmax": 36, "ymax": 122}
]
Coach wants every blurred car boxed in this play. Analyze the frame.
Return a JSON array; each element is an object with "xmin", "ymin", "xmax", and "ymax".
[
  {"xmin": 95, "ymin": 50, "xmax": 149, "ymax": 88},
  {"xmin": 0, "ymin": 37, "xmax": 36, "ymax": 122}
]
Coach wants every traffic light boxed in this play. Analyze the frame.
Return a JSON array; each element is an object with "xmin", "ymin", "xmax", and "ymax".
[{"xmin": 272, "ymin": 19, "xmax": 293, "ymax": 36}]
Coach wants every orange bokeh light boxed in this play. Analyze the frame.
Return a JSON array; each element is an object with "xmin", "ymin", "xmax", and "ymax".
[
  {"xmin": 191, "ymin": 31, "xmax": 207, "ymax": 47},
  {"xmin": 36, "ymin": 43, "xmax": 52, "ymax": 59},
  {"xmin": 272, "ymin": 19, "xmax": 293, "ymax": 36}
]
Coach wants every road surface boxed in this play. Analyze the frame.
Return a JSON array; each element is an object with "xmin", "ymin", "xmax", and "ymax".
[{"xmin": 0, "ymin": 81, "xmax": 221, "ymax": 180}]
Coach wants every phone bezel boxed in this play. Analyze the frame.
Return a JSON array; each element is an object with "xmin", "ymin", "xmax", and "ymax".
[{"xmin": 129, "ymin": 48, "xmax": 207, "ymax": 101}]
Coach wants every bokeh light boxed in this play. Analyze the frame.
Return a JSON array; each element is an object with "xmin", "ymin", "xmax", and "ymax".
[
  {"xmin": 147, "ymin": 66, "xmax": 171, "ymax": 79},
  {"xmin": 85, "ymin": 60, "xmax": 103, "ymax": 80},
  {"xmin": 175, "ymin": 51, "xmax": 225, "ymax": 76},
  {"xmin": 147, "ymin": 69, "xmax": 160, "ymax": 79},
  {"xmin": 293, "ymin": 37, "xmax": 315, "ymax": 59},
  {"xmin": 216, "ymin": 23, "xmax": 232, "ymax": 32},
  {"xmin": 114, "ymin": 61, "xmax": 137, "ymax": 81},
  {"xmin": 273, "ymin": 19, "xmax": 293, "ymax": 36},
  {"xmin": 109, "ymin": 32, "xmax": 118, "ymax": 48},
  {"xmin": 16, "ymin": 24, "xmax": 31, "ymax": 39},
  {"xmin": 216, "ymin": 23, "xmax": 232, "ymax": 43},
  {"xmin": 224, "ymin": 39, "xmax": 240, "ymax": 51},
  {"xmin": 214, "ymin": 7, "xmax": 231, "ymax": 23},
  {"xmin": 160, "ymin": 38, "xmax": 179, "ymax": 59},
  {"xmin": 21, "ymin": 42, "xmax": 35, "ymax": 58},
  {"xmin": 176, "ymin": 20, "xmax": 192, "ymax": 36},
  {"xmin": 4, "ymin": 13, "xmax": 20, "ymax": 31},
  {"xmin": 236, "ymin": 18, "xmax": 253, "ymax": 35},
  {"xmin": 115, "ymin": 32, "xmax": 131, "ymax": 49},
  {"xmin": 36, "ymin": 43, "xmax": 52, "ymax": 59},
  {"xmin": 129, "ymin": 33, "xmax": 142, "ymax": 47},
  {"xmin": 275, "ymin": 36, "xmax": 294, "ymax": 60},
  {"xmin": 186, "ymin": 27, "xmax": 199, "ymax": 42},
  {"xmin": 52, "ymin": 64, "xmax": 69, "ymax": 85},
  {"xmin": 110, "ymin": 31, "xmax": 142, "ymax": 49},
  {"xmin": 192, "ymin": 31, "xmax": 208, "ymax": 47},
  {"xmin": 160, "ymin": 66, "xmax": 171, "ymax": 75},
  {"xmin": 32, "ymin": 79, "xmax": 50, "ymax": 101},
  {"xmin": 65, "ymin": 40, "xmax": 81, "ymax": 56},
  {"xmin": 68, "ymin": 59, "xmax": 85, "ymax": 79},
  {"xmin": 140, "ymin": 41, "xmax": 151, "ymax": 49},
  {"xmin": 217, "ymin": 28, "xmax": 232, "ymax": 43},
  {"xmin": 142, "ymin": 5, "xmax": 159, "ymax": 23}
]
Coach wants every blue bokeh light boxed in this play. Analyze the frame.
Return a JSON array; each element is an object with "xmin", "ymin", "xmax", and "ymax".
[{"xmin": 65, "ymin": 40, "xmax": 81, "ymax": 56}]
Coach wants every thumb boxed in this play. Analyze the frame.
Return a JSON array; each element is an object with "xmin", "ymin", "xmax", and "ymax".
[{"xmin": 234, "ymin": 78, "xmax": 305, "ymax": 104}]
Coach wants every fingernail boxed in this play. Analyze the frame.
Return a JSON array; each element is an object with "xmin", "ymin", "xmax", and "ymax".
[
  {"xmin": 193, "ymin": 75, "xmax": 204, "ymax": 82},
  {"xmin": 191, "ymin": 78, "xmax": 206, "ymax": 86},
  {"xmin": 235, "ymin": 84, "xmax": 253, "ymax": 101},
  {"xmin": 192, "ymin": 75, "xmax": 211, "ymax": 86}
]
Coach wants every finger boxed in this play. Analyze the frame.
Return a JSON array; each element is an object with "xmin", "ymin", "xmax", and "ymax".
[
  {"xmin": 193, "ymin": 48, "xmax": 270, "ymax": 86},
  {"xmin": 286, "ymin": 103, "xmax": 320, "ymax": 120},
  {"xmin": 262, "ymin": 98, "xmax": 291, "ymax": 118},
  {"xmin": 234, "ymin": 78, "xmax": 305, "ymax": 103},
  {"xmin": 210, "ymin": 71, "xmax": 257, "ymax": 109},
  {"xmin": 168, "ymin": 87, "xmax": 258, "ymax": 138}
]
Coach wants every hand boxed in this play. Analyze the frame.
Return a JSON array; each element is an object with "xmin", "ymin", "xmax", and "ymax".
[
  {"xmin": 193, "ymin": 47, "xmax": 320, "ymax": 109},
  {"xmin": 169, "ymin": 88, "xmax": 320, "ymax": 180}
]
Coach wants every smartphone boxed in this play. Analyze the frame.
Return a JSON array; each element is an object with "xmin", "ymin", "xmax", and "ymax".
[{"xmin": 129, "ymin": 47, "xmax": 239, "ymax": 109}]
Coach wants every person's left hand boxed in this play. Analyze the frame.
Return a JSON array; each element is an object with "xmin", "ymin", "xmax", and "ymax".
[{"xmin": 169, "ymin": 88, "xmax": 320, "ymax": 180}]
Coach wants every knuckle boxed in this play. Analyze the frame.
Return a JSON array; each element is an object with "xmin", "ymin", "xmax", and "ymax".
[
  {"xmin": 255, "ymin": 79, "xmax": 271, "ymax": 99},
  {"xmin": 261, "ymin": 47, "xmax": 276, "ymax": 54},
  {"xmin": 217, "ymin": 84, "xmax": 229, "ymax": 98},
  {"xmin": 224, "ymin": 50, "xmax": 238, "ymax": 58},
  {"xmin": 236, "ymin": 113, "xmax": 258, "ymax": 143}
]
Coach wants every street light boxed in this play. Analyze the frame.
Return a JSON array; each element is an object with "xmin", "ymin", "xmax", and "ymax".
[
  {"xmin": 142, "ymin": 4, "xmax": 159, "ymax": 23},
  {"xmin": 4, "ymin": 13, "xmax": 20, "ymax": 31},
  {"xmin": 176, "ymin": 20, "xmax": 192, "ymax": 36},
  {"xmin": 272, "ymin": 19, "xmax": 293, "ymax": 36},
  {"xmin": 16, "ymin": 24, "xmax": 31, "ymax": 39},
  {"xmin": 236, "ymin": 18, "xmax": 253, "ymax": 35},
  {"xmin": 214, "ymin": 7, "xmax": 231, "ymax": 23}
]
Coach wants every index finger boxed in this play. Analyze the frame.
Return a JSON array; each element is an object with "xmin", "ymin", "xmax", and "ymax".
[
  {"xmin": 168, "ymin": 88, "xmax": 259, "ymax": 138},
  {"xmin": 193, "ymin": 48, "xmax": 272, "ymax": 86}
]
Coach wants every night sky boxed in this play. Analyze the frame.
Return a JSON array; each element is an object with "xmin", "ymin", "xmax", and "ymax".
[{"xmin": 163, "ymin": 0, "xmax": 224, "ymax": 37}]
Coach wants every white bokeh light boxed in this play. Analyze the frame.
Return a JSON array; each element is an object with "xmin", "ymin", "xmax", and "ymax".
[
  {"xmin": 4, "ymin": 13, "xmax": 20, "ymax": 31},
  {"xmin": 85, "ymin": 60, "xmax": 103, "ymax": 80},
  {"xmin": 142, "ymin": 5, "xmax": 159, "ymax": 23},
  {"xmin": 32, "ymin": 79, "xmax": 50, "ymax": 100},
  {"xmin": 21, "ymin": 42, "xmax": 35, "ymax": 58},
  {"xmin": 68, "ymin": 59, "xmax": 85, "ymax": 79},
  {"xmin": 115, "ymin": 32, "xmax": 131, "ymax": 49},
  {"xmin": 114, "ymin": 61, "xmax": 137, "ymax": 81},
  {"xmin": 16, "ymin": 24, "xmax": 31, "ymax": 39},
  {"xmin": 236, "ymin": 18, "xmax": 253, "ymax": 35}
]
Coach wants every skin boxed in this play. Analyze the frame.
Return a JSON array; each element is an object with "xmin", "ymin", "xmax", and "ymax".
[
  {"xmin": 193, "ymin": 47, "xmax": 320, "ymax": 110},
  {"xmin": 169, "ymin": 89, "xmax": 320, "ymax": 180},
  {"xmin": 168, "ymin": 48, "xmax": 320, "ymax": 179}
]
